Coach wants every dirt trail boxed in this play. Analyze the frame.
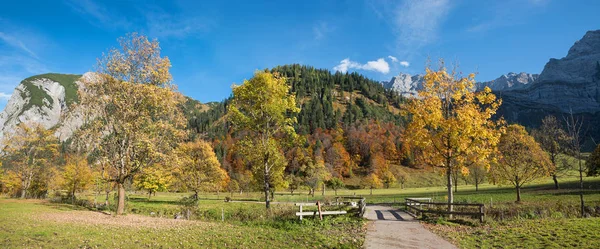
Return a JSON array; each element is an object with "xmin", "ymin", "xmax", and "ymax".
[{"xmin": 363, "ymin": 205, "xmax": 457, "ymax": 249}]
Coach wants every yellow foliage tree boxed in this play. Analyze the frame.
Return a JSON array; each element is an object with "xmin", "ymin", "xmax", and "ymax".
[
  {"xmin": 77, "ymin": 33, "xmax": 187, "ymax": 214},
  {"xmin": 62, "ymin": 155, "xmax": 94, "ymax": 199},
  {"xmin": 493, "ymin": 124, "xmax": 554, "ymax": 202},
  {"xmin": 1, "ymin": 123, "xmax": 59, "ymax": 198},
  {"xmin": 404, "ymin": 63, "xmax": 503, "ymax": 212},
  {"xmin": 229, "ymin": 71, "xmax": 299, "ymax": 208},
  {"xmin": 363, "ymin": 173, "xmax": 383, "ymax": 195},
  {"xmin": 174, "ymin": 140, "xmax": 228, "ymax": 200},
  {"xmin": 134, "ymin": 164, "xmax": 173, "ymax": 200}
]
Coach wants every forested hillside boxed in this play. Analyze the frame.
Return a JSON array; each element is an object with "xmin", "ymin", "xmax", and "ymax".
[{"xmin": 189, "ymin": 64, "xmax": 410, "ymax": 190}]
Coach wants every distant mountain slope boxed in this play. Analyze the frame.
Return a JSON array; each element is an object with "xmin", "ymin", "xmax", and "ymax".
[
  {"xmin": 382, "ymin": 72, "xmax": 538, "ymax": 98},
  {"xmin": 192, "ymin": 64, "xmax": 406, "ymax": 139},
  {"xmin": 500, "ymin": 30, "xmax": 600, "ymax": 114}
]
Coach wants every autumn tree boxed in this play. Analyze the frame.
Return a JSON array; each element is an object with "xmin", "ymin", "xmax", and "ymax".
[
  {"xmin": 2, "ymin": 123, "xmax": 59, "ymax": 198},
  {"xmin": 62, "ymin": 155, "xmax": 94, "ymax": 199},
  {"xmin": 494, "ymin": 125, "xmax": 553, "ymax": 202},
  {"xmin": 301, "ymin": 157, "xmax": 330, "ymax": 197},
  {"xmin": 363, "ymin": 173, "xmax": 383, "ymax": 195},
  {"xmin": 174, "ymin": 140, "xmax": 228, "ymax": 200},
  {"xmin": 134, "ymin": 164, "xmax": 173, "ymax": 200},
  {"xmin": 326, "ymin": 177, "xmax": 345, "ymax": 196},
  {"xmin": 532, "ymin": 115, "xmax": 569, "ymax": 189},
  {"xmin": 229, "ymin": 71, "xmax": 300, "ymax": 209},
  {"xmin": 404, "ymin": 63, "xmax": 503, "ymax": 213},
  {"xmin": 77, "ymin": 33, "xmax": 187, "ymax": 214}
]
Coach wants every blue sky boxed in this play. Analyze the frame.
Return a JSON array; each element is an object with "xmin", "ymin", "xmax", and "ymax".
[{"xmin": 0, "ymin": 0, "xmax": 599, "ymax": 109}]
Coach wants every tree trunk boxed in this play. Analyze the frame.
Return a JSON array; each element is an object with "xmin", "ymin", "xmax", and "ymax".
[
  {"xmin": 475, "ymin": 181, "xmax": 479, "ymax": 192},
  {"xmin": 579, "ymin": 158, "xmax": 585, "ymax": 217},
  {"xmin": 116, "ymin": 182, "xmax": 126, "ymax": 215},
  {"xmin": 148, "ymin": 191, "xmax": 152, "ymax": 200},
  {"xmin": 322, "ymin": 183, "xmax": 325, "ymax": 196},
  {"xmin": 105, "ymin": 190, "xmax": 110, "ymax": 206},
  {"xmin": 446, "ymin": 167, "xmax": 454, "ymax": 216},
  {"xmin": 20, "ymin": 188, "xmax": 26, "ymax": 199},
  {"xmin": 552, "ymin": 174, "xmax": 559, "ymax": 189},
  {"xmin": 264, "ymin": 155, "xmax": 271, "ymax": 209},
  {"xmin": 334, "ymin": 189, "xmax": 337, "ymax": 196},
  {"xmin": 516, "ymin": 184, "xmax": 521, "ymax": 203},
  {"xmin": 454, "ymin": 179, "xmax": 458, "ymax": 193},
  {"xmin": 370, "ymin": 187, "xmax": 373, "ymax": 196}
]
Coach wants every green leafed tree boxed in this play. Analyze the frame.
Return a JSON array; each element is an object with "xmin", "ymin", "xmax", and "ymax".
[
  {"xmin": 587, "ymin": 144, "xmax": 600, "ymax": 176},
  {"xmin": 325, "ymin": 177, "xmax": 345, "ymax": 196},
  {"xmin": 229, "ymin": 71, "xmax": 300, "ymax": 209}
]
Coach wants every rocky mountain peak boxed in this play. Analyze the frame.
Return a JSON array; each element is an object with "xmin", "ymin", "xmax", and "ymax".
[
  {"xmin": 381, "ymin": 73, "xmax": 424, "ymax": 98},
  {"xmin": 477, "ymin": 72, "xmax": 538, "ymax": 91},
  {"xmin": 537, "ymin": 30, "xmax": 600, "ymax": 84}
]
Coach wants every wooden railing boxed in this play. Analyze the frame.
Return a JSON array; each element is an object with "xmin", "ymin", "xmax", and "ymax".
[
  {"xmin": 295, "ymin": 201, "xmax": 347, "ymax": 220},
  {"xmin": 405, "ymin": 198, "xmax": 485, "ymax": 222}
]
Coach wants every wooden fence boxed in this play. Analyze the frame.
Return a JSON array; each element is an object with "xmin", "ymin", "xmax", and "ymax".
[
  {"xmin": 295, "ymin": 196, "xmax": 366, "ymax": 220},
  {"xmin": 405, "ymin": 198, "xmax": 485, "ymax": 222}
]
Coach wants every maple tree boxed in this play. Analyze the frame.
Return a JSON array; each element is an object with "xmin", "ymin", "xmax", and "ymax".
[
  {"xmin": 62, "ymin": 155, "xmax": 94, "ymax": 199},
  {"xmin": 174, "ymin": 140, "xmax": 228, "ymax": 200},
  {"xmin": 78, "ymin": 33, "xmax": 187, "ymax": 214},
  {"xmin": 229, "ymin": 71, "xmax": 299, "ymax": 209},
  {"xmin": 134, "ymin": 164, "xmax": 173, "ymax": 200},
  {"xmin": 494, "ymin": 124, "xmax": 553, "ymax": 202},
  {"xmin": 403, "ymin": 63, "xmax": 503, "ymax": 213}
]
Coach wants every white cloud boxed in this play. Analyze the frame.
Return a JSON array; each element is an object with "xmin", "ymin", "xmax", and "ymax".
[
  {"xmin": 65, "ymin": 0, "xmax": 213, "ymax": 39},
  {"xmin": 64, "ymin": 0, "xmax": 131, "ymax": 29},
  {"xmin": 313, "ymin": 22, "xmax": 333, "ymax": 41},
  {"xmin": 400, "ymin": 61, "xmax": 410, "ymax": 67},
  {"xmin": 388, "ymin": 55, "xmax": 398, "ymax": 62},
  {"xmin": 394, "ymin": 0, "xmax": 451, "ymax": 49},
  {"xmin": 145, "ymin": 10, "xmax": 214, "ymax": 39},
  {"xmin": 0, "ymin": 32, "xmax": 38, "ymax": 59},
  {"xmin": 369, "ymin": 0, "xmax": 451, "ymax": 55},
  {"xmin": 334, "ymin": 58, "xmax": 390, "ymax": 74}
]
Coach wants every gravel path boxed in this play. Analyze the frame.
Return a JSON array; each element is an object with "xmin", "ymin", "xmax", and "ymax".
[{"xmin": 363, "ymin": 205, "xmax": 457, "ymax": 249}]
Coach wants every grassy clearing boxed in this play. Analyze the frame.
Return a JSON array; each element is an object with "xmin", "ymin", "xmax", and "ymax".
[
  {"xmin": 0, "ymin": 198, "xmax": 365, "ymax": 248},
  {"xmin": 425, "ymin": 218, "xmax": 600, "ymax": 249}
]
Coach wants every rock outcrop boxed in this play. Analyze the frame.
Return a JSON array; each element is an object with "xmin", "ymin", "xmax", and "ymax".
[
  {"xmin": 477, "ymin": 72, "xmax": 538, "ymax": 91},
  {"xmin": 0, "ymin": 73, "xmax": 91, "ymax": 142},
  {"xmin": 501, "ymin": 30, "xmax": 600, "ymax": 114},
  {"xmin": 381, "ymin": 73, "xmax": 424, "ymax": 98}
]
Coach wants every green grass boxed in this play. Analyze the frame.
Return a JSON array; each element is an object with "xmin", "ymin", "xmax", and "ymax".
[
  {"xmin": 0, "ymin": 198, "xmax": 365, "ymax": 248},
  {"xmin": 426, "ymin": 217, "xmax": 600, "ymax": 248}
]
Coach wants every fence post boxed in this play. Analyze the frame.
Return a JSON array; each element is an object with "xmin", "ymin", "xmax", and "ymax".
[
  {"xmin": 317, "ymin": 201, "xmax": 323, "ymax": 220},
  {"xmin": 299, "ymin": 204, "xmax": 303, "ymax": 220},
  {"xmin": 479, "ymin": 205, "xmax": 484, "ymax": 223}
]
